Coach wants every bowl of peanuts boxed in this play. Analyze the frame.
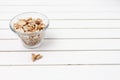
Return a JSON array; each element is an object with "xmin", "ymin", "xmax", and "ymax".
[{"xmin": 10, "ymin": 12, "xmax": 49, "ymax": 48}]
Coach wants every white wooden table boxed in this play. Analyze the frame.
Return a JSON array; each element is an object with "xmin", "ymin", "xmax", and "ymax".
[{"xmin": 0, "ymin": 0, "xmax": 120, "ymax": 79}]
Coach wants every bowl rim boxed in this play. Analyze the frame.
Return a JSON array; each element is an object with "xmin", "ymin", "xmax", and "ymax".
[{"xmin": 9, "ymin": 12, "xmax": 49, "ymax": 35}]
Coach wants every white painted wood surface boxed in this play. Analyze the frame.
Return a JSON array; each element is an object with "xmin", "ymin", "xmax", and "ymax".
[
  {"xmin": 0, "ymin": 51, "xmax": 120, "ymax": 65},
  {"xmin": 0, "ymin": 66, "xmax": 120, "ymax": 80},
  {"xmin": 3, "ymin": 29, "xmax": 120, "ymax": 39},
  {"xmin": 0, "ymin": 0, "xmax": 120, "ymax": 80},
  {"xmin": 1, "ymin": 20, "xmax": 120, "ymax": 29}
]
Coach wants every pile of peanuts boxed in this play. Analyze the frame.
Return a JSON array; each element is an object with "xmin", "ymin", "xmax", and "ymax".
[
  {"xmin": 14, "ymin": 17, "xmax": 45, "ymax": 33},
  {"xmin": 13, "ymin": 17, "xmax": 46, "ymax": 47}
]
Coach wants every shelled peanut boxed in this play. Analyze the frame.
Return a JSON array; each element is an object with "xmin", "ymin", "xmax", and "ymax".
[
  {"xmin": 13, "ymin": 17, "xmax": 46, "ymax": 46},
  {"xmin": 14, "ymin": 17, "xmax": 45, "ymax": 33}
]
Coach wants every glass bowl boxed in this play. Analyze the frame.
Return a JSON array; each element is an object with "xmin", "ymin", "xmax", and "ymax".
[{"xmin": 10, "ymin": 12, "xmax": 49, "ymax": 49}]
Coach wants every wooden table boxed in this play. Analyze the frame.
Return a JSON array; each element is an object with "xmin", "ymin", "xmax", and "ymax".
[{"xmin": 0, "ymin": 0, "xmax": 120, "ymax": 79}]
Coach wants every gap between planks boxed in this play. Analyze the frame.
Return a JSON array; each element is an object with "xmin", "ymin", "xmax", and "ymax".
[
  {"xmin": 0, "ymin": 64, "xmax": 120, "ymax": 66},
  {"xmin": 0, "ymin": 5, "xmax": 90, "ymax": 6},
  {"xmin": 2, "ymin": 19, "xmax": 120, "ymax": 20},
  {"xmin": 1, "ymin": 50, "xmax": 120, "ymax": 52},
  {"xmin": 3, "ymin": 28, "xmax": 120, "ymax": 29},
  {"xmin": 1, "ymin": 38, "xmax": 120, "ymax": 40}
]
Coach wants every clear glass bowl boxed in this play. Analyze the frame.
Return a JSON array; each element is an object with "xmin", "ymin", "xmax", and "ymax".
[{"xmin": 10, "ymin": 12, "xmax": 49, "ymax": 49}]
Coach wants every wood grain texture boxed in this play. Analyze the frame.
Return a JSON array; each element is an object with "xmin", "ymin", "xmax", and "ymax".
[
  {"xmin": 0, "ymin": 0, "xmax": 119, "ymax": 6},
  {"xmin": 2, "ymin": 20, "xmax": 120, "ymax": 29},
  {"xmin": 2, "ymin": 29, "xmax": 120, "ymax": 39},
  {"xmin": 0, "ymin": 5, "xmax": 120, "ymax": 12},
  {"xmin": 0, "ymin": 51, "xmax": 120, "ymax": 65},
  {"xmin": 0, "ymin": 66, "xmax": 120, "ymax": 80},
  {"xmin": 0, "ymin": 39, "xmax": 120, "ymax": 50},
  {"xmin": 1, "ymin": 12, "xmax": 120, "ymax": 19},
  {"xmin": 0, "ymin": 0, "xmax": 120, "ymax": 79},
  {"xmin": 0, "ymin": 0, "xmax": 119, "ymax": 19}
]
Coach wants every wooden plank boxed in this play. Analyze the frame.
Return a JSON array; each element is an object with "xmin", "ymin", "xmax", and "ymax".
[
  {"xmin": 0, "ymin": 66, "xmax": 120, "ymax": 80},
  {"xmin": 0, "ymin": 5, "xmax": 119, "ymax": 12},
  {"xmin": 2, "ymin": 29, "xmax": 120, "ymax": 39},
  {"xmin": 2, "ymin": 20, "xmax": 120, "ymax": 29},
  {"xmin": 0, "ymin": 39, "xmax": 120, "ymax": 50},
  {"xmin": 1, "ymin": 12, "xmax": 120, "ymax": 19},
  {"xmin": 0, "ymin": 51, "xmax": 120, "ymax": 65},
  {"xmin": 0, "ymin": 0, "xmax": 118, "ymax": 6},
  {"xmin": 0, "ymin": 0, "xmax": 119, "ymax": 19}
]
